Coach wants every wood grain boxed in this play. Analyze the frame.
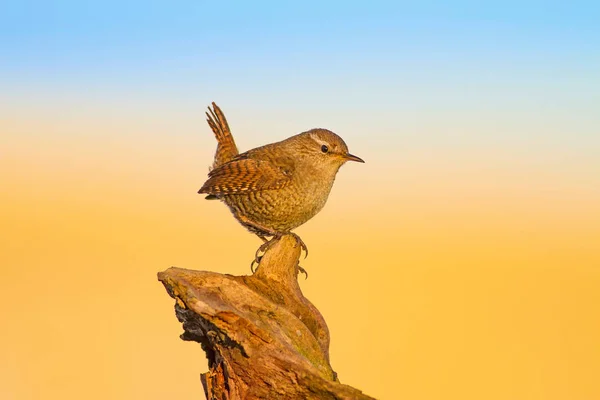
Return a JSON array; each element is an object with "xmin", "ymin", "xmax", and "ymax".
[{"xmin": 158, "ymin": 235, "xmax": 374, "ymax": 399}]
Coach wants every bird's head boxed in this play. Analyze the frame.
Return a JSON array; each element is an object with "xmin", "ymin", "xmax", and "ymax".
[{"xmin": 293, "ymin": 128, "xmax": 364, "ymax": 171}]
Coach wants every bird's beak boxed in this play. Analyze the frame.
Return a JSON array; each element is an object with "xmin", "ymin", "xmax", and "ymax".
[{"xmin": 344, "ymin": 153, "xmax": 365, "ymax": 163}]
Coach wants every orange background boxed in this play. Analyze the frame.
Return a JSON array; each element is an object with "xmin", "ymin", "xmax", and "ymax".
[{"xmin": 2, "ymin": 100, "xmax": 599, "ymax": 399}]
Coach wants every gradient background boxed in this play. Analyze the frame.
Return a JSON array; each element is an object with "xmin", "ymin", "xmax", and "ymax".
[{"xmin": 2, "ymin": 1, "xmax": 599, "ymax": 399}]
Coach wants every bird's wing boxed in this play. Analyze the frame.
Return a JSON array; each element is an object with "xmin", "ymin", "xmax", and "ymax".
[
  {"xmin": 206, "ymin": 102, "xmax": 239, "ymax": 169},
  {"xmin": 198, "ymin": 157, "xmax": 293, "ymax": 195}
]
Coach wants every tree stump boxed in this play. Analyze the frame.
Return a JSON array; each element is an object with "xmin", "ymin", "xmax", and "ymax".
[{"xmin": 158, "ymin": 235, "xmax": 375, "ymax": 399}]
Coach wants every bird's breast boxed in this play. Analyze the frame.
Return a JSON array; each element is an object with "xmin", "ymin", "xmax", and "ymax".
[{"xmin": 222, "ymin": 167, "xmax": 337, "ymax": 233}]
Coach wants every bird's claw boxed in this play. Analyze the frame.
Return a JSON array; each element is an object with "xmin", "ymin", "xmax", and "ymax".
[
  {"xmin": 298, "ymin": 264, "xmax": 308, "ymax": 279},
  {"xmin": 250, "ymin": 243, "xmax": 268, "ymax": 273},
  {"xmin": 250, "ymin": 232, "xmax": 309, "ymax": 273},
  {"xmin": 287, "ymin": 232, "xmax": 308, "ymax": 259},
  {"xmin": 250, "ymin": 255, "xmax": 262, "ymax": 273}
]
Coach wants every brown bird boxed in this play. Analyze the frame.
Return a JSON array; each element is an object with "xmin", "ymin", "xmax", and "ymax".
[{"xmin": 199, "ymin": 102, "xmax": 364, "ymax": 269}]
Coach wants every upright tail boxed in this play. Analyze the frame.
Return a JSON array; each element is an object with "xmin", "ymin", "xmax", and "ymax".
[{"xmin": 206, "ymin": 102, "xmax": 239, "ymax": 169}]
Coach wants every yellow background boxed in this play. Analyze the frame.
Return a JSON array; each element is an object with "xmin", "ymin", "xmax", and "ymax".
[{"xmin": 2, "ymin": 101, "xmax": 599, "ymax": 399}]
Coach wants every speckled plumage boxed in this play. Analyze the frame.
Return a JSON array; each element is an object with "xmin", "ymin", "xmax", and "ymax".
[{"xmin": 198, "ymin": 102, "xmax": 364, "ymax": 240}]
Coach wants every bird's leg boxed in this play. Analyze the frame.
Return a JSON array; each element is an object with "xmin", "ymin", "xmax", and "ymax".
[
  {"xmin": 235, "ymin": 216, "xmax": 278, "ymax": 272},
  {"xmin": 251, "ymin": 234, "xmax": 309, "ymax": 277},
  {"xmin": 262, "ymin": 232, "xmax": 308, "ymax": 256},
  {"xmin": 237, "ymin": 215, "xmax": 309, "ymax": 273},
  {"xmin": 252, "ymin": 232, "xmax": 310, "ymax": 273},
  {"xmin": 258, "ymin": 235, "xmax": 269, "ymax": 243},
  {"xmin": 257, "ymin": 232, "xmax": 283, "ymax": 256},
  {"xmin": 251, "ymin": 235, "xmax": 270, "ymax": 273}
]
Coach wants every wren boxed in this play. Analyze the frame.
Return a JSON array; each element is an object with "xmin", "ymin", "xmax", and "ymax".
[{"xmin": 198, "ymin": 102, "xmax": 364, "ymax": 268}]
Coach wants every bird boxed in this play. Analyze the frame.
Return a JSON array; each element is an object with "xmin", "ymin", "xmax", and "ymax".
[{"xmin": 198, "ymin": 102, "xmax": 364, "ymax": 271}]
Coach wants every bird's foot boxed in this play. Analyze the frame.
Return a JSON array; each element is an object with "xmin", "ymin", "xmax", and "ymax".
[
  {"xmin": 250, "ymin": 236, "xmax": 277, "ymax": 272},
  {"xmin": 286, "ymin": 232, "xmax": 308, "ymax": 259},
  {"xmin": 249, "ymin": 232, "xmax": 308, "ymax": 273},
  {"xmin": 297, "ymin": 263, "xmax": 308, "ymax": 280},
  {"xmin": 286, "ymin": 233, "xmax": 309, "ymax": 278},
  {"xmin": 250, "ymin": 256, "xmax": 261, "ymax": 273}
]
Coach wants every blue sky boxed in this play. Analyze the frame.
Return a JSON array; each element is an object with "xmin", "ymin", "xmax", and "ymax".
[
  {"xmin": 2, "ymin": 1, "xmax": 598, "ymax": 86},
  {"xmin": 2, "ymin": 1, "xmax": 599, "ymax": 159}
]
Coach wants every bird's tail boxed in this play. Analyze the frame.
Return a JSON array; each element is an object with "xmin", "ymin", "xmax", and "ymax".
[{"xmin": 206, "ymin": 102, "xmax": 239, "ymax": 169}]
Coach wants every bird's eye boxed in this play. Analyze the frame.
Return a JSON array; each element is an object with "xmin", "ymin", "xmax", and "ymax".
[{"xmin": 321, "ymin": 145, "xmax": 329, "ymax": 153}]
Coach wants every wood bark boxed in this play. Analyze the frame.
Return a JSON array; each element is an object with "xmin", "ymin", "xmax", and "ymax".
[{"xmin": 158, "ymin": 235, "xmax": 375, "ymax": 399}]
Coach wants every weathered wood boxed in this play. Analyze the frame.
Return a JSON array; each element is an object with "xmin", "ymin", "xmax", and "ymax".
[{"xmin": 158, "ymin": 235, "xmax": 374, "ymax": 399}]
